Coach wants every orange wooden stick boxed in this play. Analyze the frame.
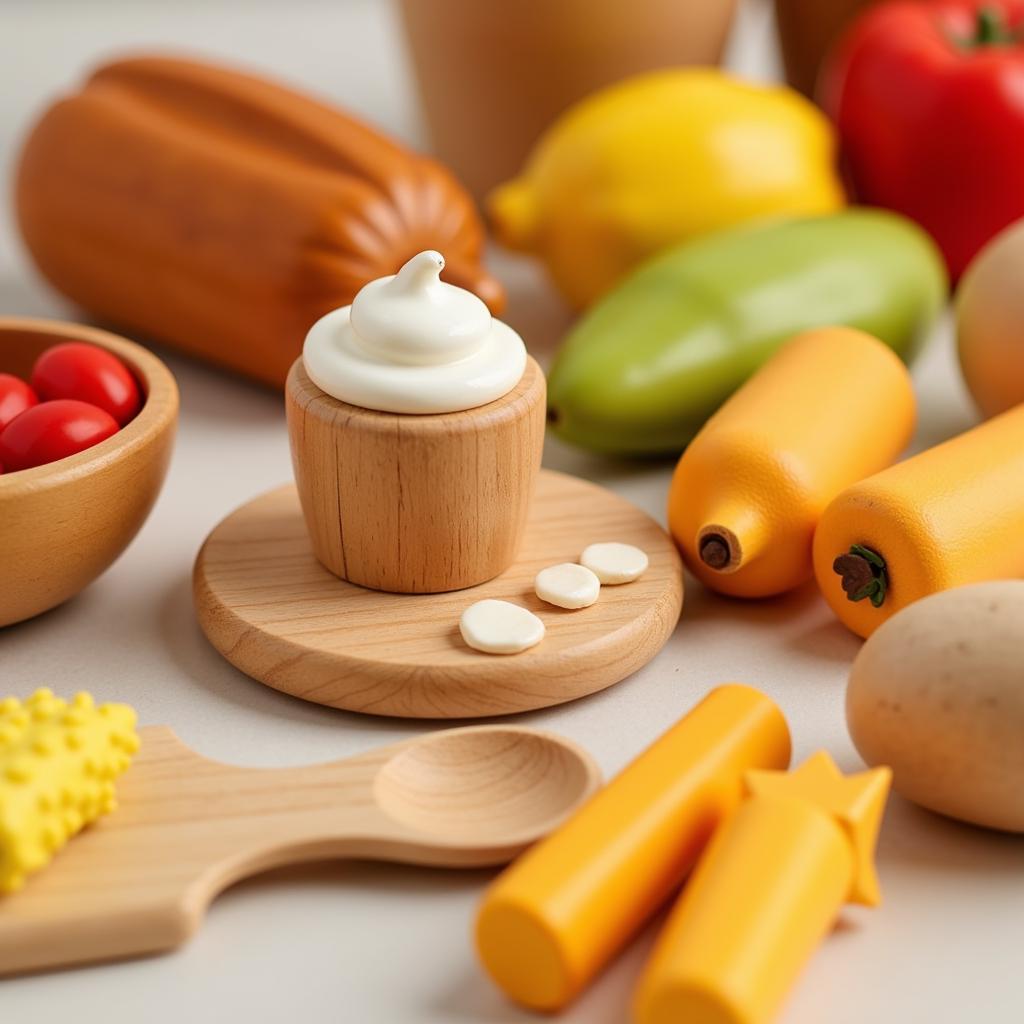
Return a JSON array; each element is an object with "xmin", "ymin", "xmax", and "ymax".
[
  {"xmin": 634, "ymin": 752, "xmax": 891, "ymax": 1024},
  {"xmin": 475, "ymin": 685, "xmax": 791, "ymax": 1011}
]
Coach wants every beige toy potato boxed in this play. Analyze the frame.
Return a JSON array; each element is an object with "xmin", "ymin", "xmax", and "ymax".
[
  {"xmin": 957, "ymin": 217, "xmax": 1024, "ymax": 417},
  {"xmin": 847, "ymin": 581, "xmax": 1024, "ymax": 832}
]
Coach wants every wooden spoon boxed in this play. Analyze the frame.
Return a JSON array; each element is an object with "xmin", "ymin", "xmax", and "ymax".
[{"xmin": 0, "ymin": 724, "xmax": 600, "ymax": 976}]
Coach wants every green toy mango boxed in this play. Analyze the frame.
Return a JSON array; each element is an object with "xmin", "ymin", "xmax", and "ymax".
[{"xmin": 546, "ymin": 209, "xmax": 946, "ymax": 455}]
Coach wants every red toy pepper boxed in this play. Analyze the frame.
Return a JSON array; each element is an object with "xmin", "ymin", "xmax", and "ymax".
[{"xmin": 822, "ymin": 0, "xmax": 1024, "ymax": 279}]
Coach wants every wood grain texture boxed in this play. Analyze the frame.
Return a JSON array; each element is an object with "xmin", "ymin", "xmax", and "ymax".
[
  {"xmin": 194, "ymin": 470, "xmax": 684, "ymax": 718},
  {"xmin": 286, "ymin": 355, "xmax": 546, "ymax": 593},
  {"xmin": 0, "ymin": 723, "xmax": 600, "ymax": 976},
  {"xmin": 0, "ymin": 318, "xmax": 178, "ymax": 628}
]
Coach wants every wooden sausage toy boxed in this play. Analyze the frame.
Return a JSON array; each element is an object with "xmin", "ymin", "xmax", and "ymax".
[{"xmin": 16, "ymin": 55, "xmax": 503, "ymax": 387}]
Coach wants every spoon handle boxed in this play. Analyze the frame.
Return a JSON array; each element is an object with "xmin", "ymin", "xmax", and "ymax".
[{"xmin": 0, "ymin": 727, "xmax": 401, "ymax": 976}]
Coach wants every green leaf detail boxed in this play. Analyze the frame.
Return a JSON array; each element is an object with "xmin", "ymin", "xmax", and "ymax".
[
  {"xmin": 850, "ymin": 544, "xmax": 885, "ymax": 570},
  {"xmin": 840, "ymin": 545, "xmax": 889, "ymax": 608},
  {"xmin": 952, "ymin": 6, "xmax": 1018, "ymax": 48},
  {"xmin": 852, "ymin": 580, "xmax": 880, "ymax": 603}
]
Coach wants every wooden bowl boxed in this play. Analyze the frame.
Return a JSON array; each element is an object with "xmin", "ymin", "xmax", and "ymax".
[{"xmin": 0, "ymin": 318, "xmax": 178, "ymax": 627}]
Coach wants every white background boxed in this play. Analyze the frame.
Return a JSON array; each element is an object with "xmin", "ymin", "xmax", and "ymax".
[{"xmin": 2, "ymin": 1, "xmax": 1021, "ymax": 1022}]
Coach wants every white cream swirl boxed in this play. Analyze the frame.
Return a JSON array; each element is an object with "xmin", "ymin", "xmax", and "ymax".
[{"xmin": 302, "ymin": 251, "xmax": 526, "ymax": 414}]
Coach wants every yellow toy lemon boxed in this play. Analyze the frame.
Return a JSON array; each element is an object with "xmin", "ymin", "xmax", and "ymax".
[{"xmin": 489, "ymin": 69, "xmax": 845, "ymax": 308}]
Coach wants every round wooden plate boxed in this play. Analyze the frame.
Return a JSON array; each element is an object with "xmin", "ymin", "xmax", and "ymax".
[{"xmin": 193, "ymin": 470, "xmax": 683, "ymax": 718}]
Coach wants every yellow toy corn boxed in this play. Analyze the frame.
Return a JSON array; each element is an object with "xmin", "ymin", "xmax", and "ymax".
[{"xmin": 0, "ymin": 689, "xmax": 139, "ymax": 893}]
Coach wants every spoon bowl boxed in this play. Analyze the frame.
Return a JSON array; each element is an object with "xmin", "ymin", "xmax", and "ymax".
[{"xmin": 374, "ymin": 726, "xmax": 599, "ymax": 850}]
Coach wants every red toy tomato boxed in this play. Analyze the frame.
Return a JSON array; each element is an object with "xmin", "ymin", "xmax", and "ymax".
[
  {"xmin": 0, "ymin": 373, "xmax": 39, "ymax": 430},
  {"xmin": 822, "ymin": 0, "xmax": 1024, "ymax": 279},
  {"xmin": 0, "ymin": 399, "xmax": 119, "ymax": 472},
  {"xmin": 31, "ymin": 342, "xmax": 141, "ymax": 425}
]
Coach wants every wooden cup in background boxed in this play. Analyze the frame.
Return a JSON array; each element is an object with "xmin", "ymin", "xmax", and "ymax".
[
  {"xmin": 774, "ymin": 0, "xmax": 876, "ymax": 98},
  {"xmin": 398, "ymin": 0, "xmax": 738, "ymax": 202},
  {"xmin": 286, "ymin": 356, "xmax": 546, "ymax": 594}
]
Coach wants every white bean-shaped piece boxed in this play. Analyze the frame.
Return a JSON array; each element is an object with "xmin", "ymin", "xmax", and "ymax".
[
  {"xmin": 580, "ymin": 543, "xmax": 648, "ymax": 584},
  {"xmin": 460, "ymin": 599, "xmax": 545, "ymax": 655},
  {"xmin": 535, "ymin": 563, "xmax": 601, "ymax": 610}
]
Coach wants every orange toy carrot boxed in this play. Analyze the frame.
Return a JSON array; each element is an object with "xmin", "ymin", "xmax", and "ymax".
[
  {"xmin": 668, "ymin": 327, "xmax": 915, "ymax": 598},
  {"xmin": 814, "ymin": 403, "xmax": 1024, "ymax": 638}
]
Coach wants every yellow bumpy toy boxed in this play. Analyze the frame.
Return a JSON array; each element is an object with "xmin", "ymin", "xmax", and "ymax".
[{"xmin": 0, "ymin": 689, "xmax": 139, "ymax": 892}]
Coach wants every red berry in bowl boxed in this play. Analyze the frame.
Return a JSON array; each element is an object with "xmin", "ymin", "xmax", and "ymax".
[
  {"xmin": 0, "ymin": 399, "xmax": 119, "ymax": 472},
  {"xmin": 0, "ymin": 373, "xmax": 39, "ymax": 430},
  {"xmin": 32, "ymin": 342, "xmax": 141, "ymax": 426}
]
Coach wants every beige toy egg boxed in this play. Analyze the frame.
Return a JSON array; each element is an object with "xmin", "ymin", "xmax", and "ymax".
[{"xmin": 847, "ymin": 581, "xmax": 1024, "ymax": 833}]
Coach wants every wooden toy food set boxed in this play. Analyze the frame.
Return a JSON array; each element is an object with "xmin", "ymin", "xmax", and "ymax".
[
  {"xmin": 0, "ymin": 681, "xmax": 893, "ymax": 1024},
  {"xmin": 194, "ymin": 251, "xmax": 684, "ymax": 717},
  {"xmin": 6, "ymin": 22, "xmax": 1024, "ymax": 1024}
]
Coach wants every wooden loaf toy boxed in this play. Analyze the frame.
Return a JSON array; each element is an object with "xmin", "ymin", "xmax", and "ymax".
[{"xmin": 15, "ymin": 56, "xmax": 504, "ymax": 388}]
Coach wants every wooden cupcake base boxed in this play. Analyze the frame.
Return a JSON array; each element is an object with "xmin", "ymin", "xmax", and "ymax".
[
  {"xmin": 193, "ymin": 470, "xmax": 683, "ymax": 718},
  {"xmin": 286, "ymin": 355, "xmax": 546, "ymax": 594}
]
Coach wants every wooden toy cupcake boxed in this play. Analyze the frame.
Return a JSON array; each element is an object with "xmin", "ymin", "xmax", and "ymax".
[{"xmin": 287, "ymin": 251, "xmax": 545, "ymax": 594}]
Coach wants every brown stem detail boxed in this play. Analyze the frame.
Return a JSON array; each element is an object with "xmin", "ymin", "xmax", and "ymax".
[
  {"xmin": 700, "ymin": 533, "xmax": 732, "ymax": 570},
  {"xmin": 832, "ymin": 544, "xmax": 888, "ymax": 608}
]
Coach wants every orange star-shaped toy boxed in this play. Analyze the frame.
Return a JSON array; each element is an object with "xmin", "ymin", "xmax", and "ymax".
[{"xmin": 636, "ymin": 751, "xmax": 892, "ymax": 1024}]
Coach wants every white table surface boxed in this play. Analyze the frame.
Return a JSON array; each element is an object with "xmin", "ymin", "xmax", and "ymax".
[{"xmin": 2, "ymin": 2, "xmax": 1021, "ymax": 1022}]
